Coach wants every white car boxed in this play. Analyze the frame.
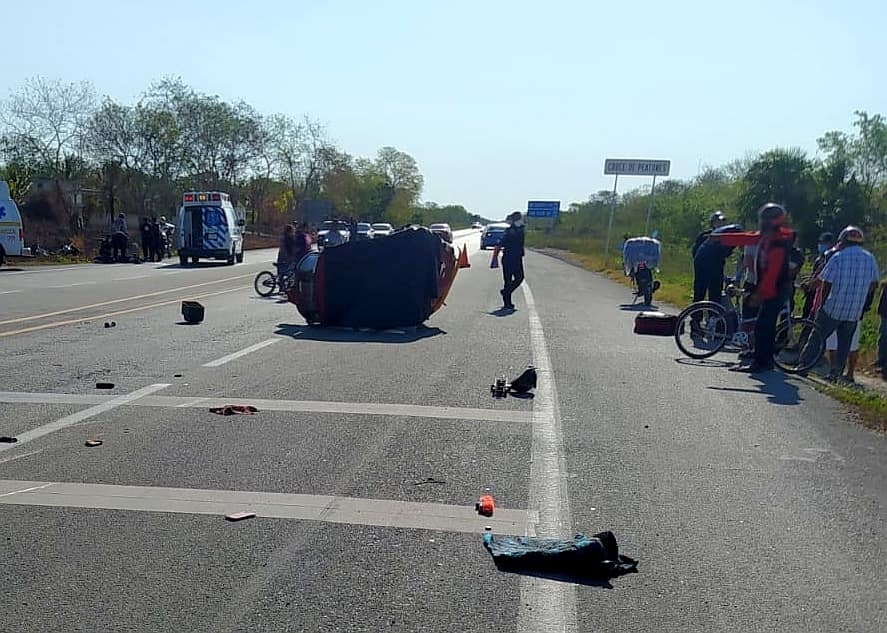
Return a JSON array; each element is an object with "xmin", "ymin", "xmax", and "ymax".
[
  {"xmin": 471, "ymin": 222, "xmax": 483, "ymax": 229},
  {"xmin": 372, "ymin": 223, "xmax": 394, "ymax": 237},
  {"xmin": 429, "ymin": 223, "xmax": 453, "ymax": 243},
  {"xmin": 356, "ymin": 222, "xmax": 375, "ymax": 240}
]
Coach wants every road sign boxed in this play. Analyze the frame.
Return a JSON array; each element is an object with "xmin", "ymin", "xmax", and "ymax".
[
  {"xmin": 527, "ymin": 201, "xmax": 560, "ymax": 218},
  {"xmin": 604, "ymin": 159, "xmax": 670, "ymax": 177}
]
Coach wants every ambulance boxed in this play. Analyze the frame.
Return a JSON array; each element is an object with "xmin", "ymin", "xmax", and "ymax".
[
  {"xmin": 0, "ymin": 181, "xmax": 30, "ymax": 266},
  {"xmin": 176, "ymin": 191, "xmax": 245, "ymax": 266}
]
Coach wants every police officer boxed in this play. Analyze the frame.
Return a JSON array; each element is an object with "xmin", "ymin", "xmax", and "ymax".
[
  {"xmin": 500, "ymin": 211, "xmax": 525, "ymax": 310},
  {"xmin": 690, "ymin": 211, "xmax": 733, "ymax": 328}
]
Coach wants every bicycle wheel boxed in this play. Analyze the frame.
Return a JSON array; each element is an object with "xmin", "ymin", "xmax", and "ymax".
[
  {"xmin": 674, "ymin": 301, "xmax": 730, "ymax": 359},
  {"xmin": 253, "ymin": 271, "xmax": 277, "ymax": 297},
  {"xmin": 773, "ymin": 318, "xmax": 825, "ymax": 373}
]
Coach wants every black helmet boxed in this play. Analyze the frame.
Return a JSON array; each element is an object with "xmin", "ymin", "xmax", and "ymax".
[
  {"xmin": 757, "ymin": 203, "xmax": 787, "ymax": 226},
  {"xmin": 818, "ymin": 232, "xmax": 834, "ymax": 244}
]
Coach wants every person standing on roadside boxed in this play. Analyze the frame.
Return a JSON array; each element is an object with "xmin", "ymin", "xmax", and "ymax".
[
  {"xmin": 711, "ymin": 203, "xmax": 795, "ymax": 373},
  {"xmin": 691, "ymin": 211, "xmax": 729, "ymax": 302},
  {"xmin": 139, "ymin": 217, "xmax": 152, "ymax": 261},
  {"xmin": 802, "ymin": 226, "xmax": 879, "ymax": 382},
  {"xmin": 149, "ymin": 217, "xmax": 163, "ymax": 261},
  {"xmin": 801, "ymin": 232, "xmax": 835, "ymax": 319},
  {"xmin": 499, "ymin": 211, "xmax": 525, "ymax": 310}
]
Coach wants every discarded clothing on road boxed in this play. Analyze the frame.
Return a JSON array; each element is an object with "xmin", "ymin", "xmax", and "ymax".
[
  {"xmin": 483, "ymin": 531, "xmax": 638, "ymax": 578},
  {"xmin": 209, "ymin": 405, "xmax": 259, "ymax": 416}
]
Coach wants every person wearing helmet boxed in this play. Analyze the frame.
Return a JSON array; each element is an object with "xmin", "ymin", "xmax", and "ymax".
[
  {"xmin": 800, "ymin": 225, "xmax": 879, "ymax": 381},
  {"xmin": 691, "ymin": 211, "xmax": 727, "ymax": 259},
  {"xmin": 499, "ymin": 211, "xmax": 525, "ymax": 310},
  {"xmin": 801, "ymin": 232, "xmax": 835, "ymax": 319},
  {"xmin": 710, "ymin": 203, "xmax": 795, "ymax": 373}
]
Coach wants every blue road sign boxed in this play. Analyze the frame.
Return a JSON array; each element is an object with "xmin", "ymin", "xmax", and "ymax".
[{"xmin": 527, "ymin": 200, "xmax": 560, "ymax": 218}]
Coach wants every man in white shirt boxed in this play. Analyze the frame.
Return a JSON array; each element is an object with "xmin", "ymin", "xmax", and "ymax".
[{"xmin": 809, "ymin": 226, "xmax": 879, "ymax": 380}]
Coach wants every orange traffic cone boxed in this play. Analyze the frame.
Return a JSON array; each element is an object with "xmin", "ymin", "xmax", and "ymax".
[{"xmin": 458, "ymin": 245, "xmax": 471, "ymax": 269}]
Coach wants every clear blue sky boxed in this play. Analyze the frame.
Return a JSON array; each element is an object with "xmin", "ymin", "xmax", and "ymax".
[{"xmin": 0, "ymin": 0, "xmax": 882, "ymax": 219}]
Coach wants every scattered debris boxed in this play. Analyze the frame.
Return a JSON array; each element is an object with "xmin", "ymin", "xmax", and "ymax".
[
  {"xmin": 490, "ymin": 377, "xmax": 507, "ymax": 398},
  {"xmin": 84, "ymin": 439, "xmax": 103, "ymax": 447},
  {"xmin": 182, "ymin": 300, "xmax": 205, "ymax": 324},
  {"xmin": 476, "ymin": 494, "xmax": 495, "ymax": 517},
  {"xmin": 485, "ymin": 525, "xmax": 492, "ymax": 531},
  {"xmin": 225, "ymin": 511, "xmax": 256, "ymax": 522},
  {"xmin": 508, "ymin": 365, "xmax": 537, "ymax": 394},
  {"xmin": 413, "ymin": 477, "xmax": 447, "ymax": 486},
  {"xmin": 103, "ymin": 321, "xmax": 117, "ymax": 328},
  {"xmin": 483, "ymin": 530, "xmax": 639, "ymax": 579},
  {"xmin": 0, "ymin": 436, "xmax": 17, "ymax": 444},
  {"xmin": 643, "ymin": 424, "xmax": 649, "ymax": 429},
  {"xmin": 95, "ymin": 382, "xmax": 115, "ymax": 390},
  {"xmin": 174, "ymin": 374, "xmax": 183, "ymax": 378},
  {"xmin": 209, "ymin": 405, "xmax": 258, "ymax": 416}
]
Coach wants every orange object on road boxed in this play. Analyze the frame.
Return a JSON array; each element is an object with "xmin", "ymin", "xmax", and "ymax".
[
  {"xmin": 458, "ymin": 245, "xmax": 471, "ymax": 269},
  {"xmin": 476, "ymin": 494, "xmax": 495, "ymax": 517}
]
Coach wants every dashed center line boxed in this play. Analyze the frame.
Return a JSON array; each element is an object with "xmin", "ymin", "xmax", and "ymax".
[{"xmin": 202, "ymin": 338, "xmax": 280, "ymax": 367}]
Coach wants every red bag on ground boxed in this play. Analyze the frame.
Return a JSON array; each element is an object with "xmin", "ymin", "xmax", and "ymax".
[{"xmin": 634, "ymin": 311, "xmax": 677, "ymax": 336}]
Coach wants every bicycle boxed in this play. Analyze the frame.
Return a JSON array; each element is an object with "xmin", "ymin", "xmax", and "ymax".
[
  {"xmin": 674, "ymin": 280, "xmax": 826, "ymax": 373},
  {"xmin": 253, "ymin": 263, "xmax": 296, "ymax": 298}
]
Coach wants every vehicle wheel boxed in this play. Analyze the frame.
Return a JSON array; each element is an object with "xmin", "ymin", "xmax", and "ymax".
[
  {"xmin": 227, "ymin": 247, "xmax": 235, "ymax": 265},
  {"xmin": 773, "ymin": 318, "xmax": 825, "ymax": 373},
  {"xmin": 179, "ymin": 254, "xmax": 188, "ymax": 266},
  {"xmin": 235, "ymin": 247, "xmax": 244, "ymax": 263},
  {"xmin": 192, "ymin": 256, "xmax": 199, "ymax": 264},
  {"xmin": 254, "ymin": 271, "xmax": 277, "ymax": 297},
  {"xmin": 674, "ymin": 301, "xmax": 729, "ymax": 359},
  {"xmin": 643, "ymin": 289, "xmax": 653, "ymax": 306},
  {"xmin": 0, "ymin": 245, "xmax": 6, "ymax": 266}
]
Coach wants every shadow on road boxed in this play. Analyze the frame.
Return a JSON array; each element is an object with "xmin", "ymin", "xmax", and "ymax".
[
  {"xmin": 274, "ymin": 323, "xmax": 446, "ymax": 343},
  {"xmin": 674, "ymin": 357, "xmax": 735, "ymax": 369},
  {"xmin": 619, "ymin": 303, "xmax": 657, "ymax": 311},
  {"xmin": 488, "ymin": 307, "xmax": 517, "ymax": 317},
  {"xmin": 156, "ymin": 261, "xmax": 231, "ymax": 270},
  {"xmin": 707, "ymin": 371, "xmax": 802, "ymax": 406},
  {"xmin": 488, "ymin": 565, "xmax": 616, "ymax": 588}
]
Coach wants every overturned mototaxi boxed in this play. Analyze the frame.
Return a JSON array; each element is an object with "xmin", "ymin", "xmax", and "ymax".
[{"xmin": 287, "ymin": 226, "xmax": 459, "ymax": 329}]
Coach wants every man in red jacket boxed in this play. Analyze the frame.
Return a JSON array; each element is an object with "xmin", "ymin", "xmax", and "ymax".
[{"xmin": 710, "ymin": 203, "xmax": 795, "ymax": 373}]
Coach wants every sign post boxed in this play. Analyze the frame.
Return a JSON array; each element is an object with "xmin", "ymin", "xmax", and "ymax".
[
  {"xmin": 644, "ymin": 175, "xmax": 657, "ymax": 236},
  {"xmin": 602, "ymin": 159, "xmax": 670, "ymax": 257}
]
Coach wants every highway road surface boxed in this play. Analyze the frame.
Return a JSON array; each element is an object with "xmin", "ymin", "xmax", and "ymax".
[{"xmin": 0, "ymin": 229, "xmax": 884, "ymax": 633}]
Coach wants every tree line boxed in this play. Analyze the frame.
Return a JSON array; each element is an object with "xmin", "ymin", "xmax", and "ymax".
[
  {"xmin": 554, "ymin": 110, "xmax": 887, "ymax": 265},
  {"xmin": 0, "ymin": 76, "xmax": 484, "ymax": 245}
]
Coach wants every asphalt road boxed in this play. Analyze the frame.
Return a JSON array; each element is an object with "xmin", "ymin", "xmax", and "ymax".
[{"xmin": 0, "ymin": 229, "xmax": 884, "ymax": 633}]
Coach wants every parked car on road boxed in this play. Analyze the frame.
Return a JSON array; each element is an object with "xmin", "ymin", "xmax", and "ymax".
[
  {"xmin": 480, "ymin": 222, "xmax": 509, "ymax": 249},
  {"xmin": 471, "ymin": 222, "xmax": 483, "ymax": 229},
  {"xmin": 316, "ymin": 220, "xmax": 351, "ymax": 248},
  {"xmin": 429, "ymin": 223, "xmax": 453, "ymax": 243},
  {"xmin": 372, "ymin": 223, "xmax": 394, "ymax": 237},
  {"xmin": 356, "ymin": 222, "xmax": 375, "ymax": 240}
]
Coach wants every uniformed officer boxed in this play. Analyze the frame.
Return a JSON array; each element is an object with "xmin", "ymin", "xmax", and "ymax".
[{"xmin": 499, "ymin": 211, "xmax": 525, "ymax": 310}]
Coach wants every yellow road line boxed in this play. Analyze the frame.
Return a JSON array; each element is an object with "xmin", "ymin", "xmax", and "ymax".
[
  {"xmin": 0, "ymin": 273, "xmax": 254, "ymax": 326},
  {"xmin": 0, "ymin": 287, "xmax": 246, "ymax": 338}
]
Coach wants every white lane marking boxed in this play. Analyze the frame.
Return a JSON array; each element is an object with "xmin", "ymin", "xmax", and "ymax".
[
  {"xmin": 0, "ymin": 482, "xmax": 54, "ymax": 497},
  {"xmin": 0, "ymin": 449, "xmax": 45, "ymax": 465},
  {"xmin": 0, "ymin": 290, "xmax": 22, "ymax": 295},
  {"xmin": 45, "ymin": 281, "xmax": 97, "ymax": 289},
  {"xmin": 114, "ymin": 274, "xmax": 150, "ymax": 281},
  {"xmin": 0, "ymin": 391, "xmax": 533, "ymax": 424},
  {"xmin": 202, "ymin": 338, "xmax": 280, "ymax": 367},
  {"xmin": 518, "ymin": 283, "xmax": 578, "ymax": 633},
  {"xmin": 0, "ymin": 383, "xmax": 170, "ymax": 453},
  {"xmin": 0, "ymin": 479, "xmax": 530, "ymax": 534}
]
